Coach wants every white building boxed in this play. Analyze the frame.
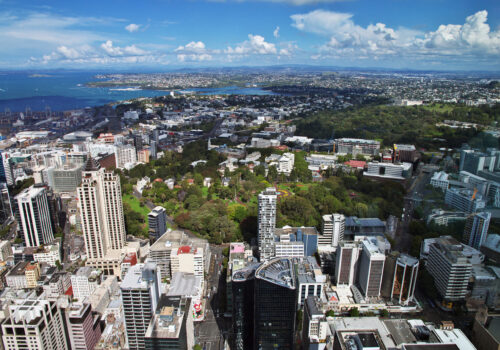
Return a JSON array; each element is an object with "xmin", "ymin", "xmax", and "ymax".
[
  {"xmin": 364, "ymin": 162, "xmax": 412, "ymax": 180},
  {"xmin": 2, "ymin": 297, "xmax": 68, "ymax": 350},
  {"xmin": 170, "ymin": 246, "xmax": 204, "ymax": 277},
  {"xmin": 320, "ymin": 214, "xmax": 345, "ymax": 249},
  {"xmin": 71, "ymin": 267, "xmax": 101, "ymax": 301},
  {"xmin": 430, "ymin": 171, "xmax": 450, "ymax": 191},
  {"xmin": 33, "ymin": 243, "xmax": 61, "ymax": 266},
  {"xmin": 15, "ymin": 186, "xmax": 54, "ymax": 247},
  {"xmin": 444, "ymin": 187, "xmax": 486, "ymax": 214},
  {"xmin": 358, "ymin": 237, "xmax": 386, "ymax": 297},
  {"xmin": 115, "ymin": 145, "xmax": 137, "ymax": 169},
  {"xmin": 121, "ymin": 263, "xmax": 161, "ymax": 350},
  {"xmin": 258, "ymin": 188, "xmax": 277, "ymax": 261},
  {"xmin": 0, "ymin": 240, "xmax": 12, "ymax": 261}
]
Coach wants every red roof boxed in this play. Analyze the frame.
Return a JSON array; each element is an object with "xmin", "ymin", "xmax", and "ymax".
[
  {"xmin": 65, "ymin": 286, "xmax": 73, "ymax": 296},
  {"xmin": 154, "ymin": 178, "xmax": 163, "ymax": 182},
  {"xmin": 344, "ymin": 160, "xmax": 367, "ymax": 168},
  {"xmin": 178, "ymin": 246, "xmax": 191, "ymax": 254},
  {"xmin": 123, "ymin": 252, "xmax": 137, "ymax": 265}
]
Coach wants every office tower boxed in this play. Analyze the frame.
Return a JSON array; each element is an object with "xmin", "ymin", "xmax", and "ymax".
[
  {"xmin": 0, "ymin": 182, "xmax": 13, "ymax": 226},
  {"xmin": 296, "ymin": 257, "xmax": 326, "ymax": 307},
  {"xmin": 115, "ymin": 145, "xmax": 137, "ymax": 168},
  {"xmin": 393, "ymin": 144, "xmax": 417, "ymax": 163},
  {"xmin": 444, "ymin": 187, "xmax": 486, "ymax": 214},
  {"xmin": 1, "ymin": 152, "xmax": 14, "ymax": 185},
  {"xmin": 64, "ymin": 303, "xmax": 102, "ymax": 350},
  {"xmin": 382, "ymin": 252, "xmax": 419, "ymax": 305},
  {"xmin": 46, "ymin": 189, "xmax": 63, "ymax": 232},
  {"xmin": 335, "ymin": 241, "xmax": 361, "ymax": 286},
  {"xmin": 358, "ymin": 238, "xmax": 386, "ymax": 297},
  {"xmin": 254, "ymin": 258, "xmax": 296, "ymax": 349},
  {"xmin": 47, "ymin": 165, "xmax": 83, "ymax": 193},
  {"xmin": 134, "ymin": 134, "xmax": 143, "ymax": 152},
  {"xmin": 460, "ymin": 148, "xmax": 495, "ymax": 175},
  {"xmin": 150, "ymin": 140, "xmax": 157, "ymax": 160},
  {"xmin": 152, "ymin": 129, "xmax": 160, "ymax": 144},
  {"xmin": 258, "ymin": 187, "xmax": 277, "ymax": 261},
  {"xmin": 121, "ymin": 263, "xmax": 161, "ymax": 350},
  {"xmin": 232, "ymin": 264, "xmax": 258, "ymax": 350},
  {"xmin": 144, "ymin": 296, "xmax": 193, "ymax": 350},
  {"xmin": 320, "ymin": 213, "xmax": 345, "ymax": 248},
  {"xmin": 15, "ymin": 185, "xmax": 54, "ymax": 247},
  {"xmin": 170, "ymin": 246, "xmax": 204, "ymax": 277},
  {"xmin": 2, "ymin": 297, "xmax": 68, "ymax": 350},
  {"xmin": 463, "ymin": 211, "xmax": 491, "ymax": 250},
  {"xmin": 148, "ymin": 206, "xmax": 167, "ymax": 242},
  {"xmin": 427, "ymin": 236, "xmax": 473, "ymax": 301},
  {"xmin": 77, "ymin": 157, "xmax": 126, "ymax": 261}
]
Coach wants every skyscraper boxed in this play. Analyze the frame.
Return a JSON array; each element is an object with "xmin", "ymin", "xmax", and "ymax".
[
  {"xmin": 150, "ymin": 140, "xmax": 157, "ymax": 160},
  {"xmin": 2, "ymin": 297, "xmax": 68, "ymax": 350},
  {"xmin": 64, "ymin": 303, "xmax": 102, "ymax": 350},
  {"xmin": 381, "ymin": 252, "xmax": 419, "ymax": 305},
  {"xmin": 0, "ymin": 182, "xmax": 13, "ymax": 226},
  {"xmin": 121, "ymin": 263, "xmax": 161, "ymax": 350},
  {"xmin": 15, "ymin": 185, "xmax": 54, "ymax": 247},
  {"xmin": 148, "ymin": 206, "xmax": 167, "ymax": 242},
  {"xmin": 232, "ymin": 264, "xmax": 258, "ymax": 350},
  {"xmin": 358, "ymin": 238, "xmax": 386, "ymax": 297},
  {"xmin": 258, "ymin": 187, "xmax": 277, "ymax": 261},
  {"xmin": 254, "ymin": 258, "xmax": 296, "ymax": 349},
  {"xmin": 77, "ymin": 157, "xmax": 126, "ymax": 264},
  {"xmin": 335, "ymin": 241, "xmax": 361, "ymax": 286},
  {"xmin": 320, "ymin": 213, "xmax": 345, "ymax": 248},
  {"xmin": 463, "ymin": 211, "xmax": 491, "ymax": 250}
]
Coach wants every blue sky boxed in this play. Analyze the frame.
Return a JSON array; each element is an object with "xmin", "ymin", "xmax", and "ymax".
[{"xmin": 0, "ymin": 0, "xmax": 499, "ymax": 70}]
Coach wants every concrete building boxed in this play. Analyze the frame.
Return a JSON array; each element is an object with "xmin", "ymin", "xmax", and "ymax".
[
  {"xmin": 71, "ymin": 267, "xmax": 102, "ymax": 301},
  {"xmin": 302, "ymin": 296, "xmax": 329, "ymax": 350},
  {"xmin": 137, "ymin": 149, "xmax": 150, "ymax": 164},
  {"xmin": 427, "ymin": 236, "xmax": 473, "ymax": 302},
  {"xmin": 47, "ymin": 165, "xmax": 82, "ymax": 193},
  {"xmin": 364, "ymin": 161, "xmax": 412, "ymax": 181},
  {"xmin": 393, "ymin": 144, "xmax": 417, "ymax": 163},
  {"xmin": 121, "ymin": 263, "xmax": 161, "ymax": 350},
  {"xmin": 335, "ymin": 241, "xmax": 361, "ymax": 286},
  {"xmin": 0, "ymin": 240, "xmax": 12, "ymax": 261},
  {"xmin": 258, "ymin": 188, "xmax": 277, "ymax": 261},
  {"xmin": 335, "ymin": 138, "xmax": 380, "ymax": 156},
  {"xmin": 115, "ymin": 145, "xmax": 137, "ymax": 169},
  {"xmin": 2, "ymin": 297, "xmax": 68, "ymax": 350},
  {"xmin": 381, "ymin": 252, "xmax": 419, "ymax": 305},
  {"xmin": 0, "ymin": 182, "xmax": 13, "ymax": 226},
  {"xmin": 321, "ymin": 214, "xmax": 345, "ymax": 249},
  {"xmin": 431, "ymin": 171, "xmax": 450, "ymax": 192},
  {"xmin": 170, "ymin": 246, "xmax": 204, "ymax": 277},
  {"xmin": 25, "ymin": 263, "xmax": 40, "ymax": 288},
  {"xmin": 358, "ymin": 237, "xmax": 386, "ymax": 298},
  {"xmin": 42, "ymin": 272, "xmax": 71, "ymax": 299},
  {"xmin": 32, "ymin": 243, "xmax": 61, "ymax": 266},
  {"xmin": 64, "ymin": 303, "xmax": 102, "ymax": 350},
  {"xmin": 481, "ymin": 234, "xmax": 500, "ymax": 265},
  {"xmin": 463, "ymin": 212, "xmax": 491, "ymax": 250},
  {"xmin": 144, "ymin": 296, "xmax": 194, "ymax": 350},
  {"xmin": 427, "ymin": 209, "xmax": 467, "ymax": 226},
  {"xmin": 460, "ymin": 148, "xmax": 496, "ymax": 175},
  {"xmin": 77, "ymin": 158, "xmax": 126, "ymax": 275},
  {"xmin": 15, "ymin": 185, "xmax": 54, "ymax": 247},
  {"xmin": 148, "ymin": 207, "xmax": 167, "ymax": 242},
  {"xmin": 297, "ymin": 257, "xmax": 326, "ymax": 307},
  {"xmin": 445, "ymin": 187, "xmax": 486, "ymax": 214}
]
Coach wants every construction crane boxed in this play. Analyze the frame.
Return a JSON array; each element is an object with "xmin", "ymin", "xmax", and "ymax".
[{"xmin": 471, "ymin": 188, "xmax": 478, "ymax": 200}]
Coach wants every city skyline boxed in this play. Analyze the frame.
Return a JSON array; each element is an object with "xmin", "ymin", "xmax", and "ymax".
[{"xmin": 0, "ymin": 0, "xmax": 498, "ymax": 71}]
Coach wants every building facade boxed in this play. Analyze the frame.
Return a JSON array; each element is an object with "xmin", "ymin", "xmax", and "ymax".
[{"xmin": 258, "ymin": 188, "xmax": 277, "ymax": 261}]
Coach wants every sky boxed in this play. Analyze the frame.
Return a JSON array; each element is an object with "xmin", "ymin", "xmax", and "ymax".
[{"xmin": 0, "ymin": 0, "xmax": 499, "ymax": 71}]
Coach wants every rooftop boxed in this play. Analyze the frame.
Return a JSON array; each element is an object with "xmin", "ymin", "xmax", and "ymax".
[
  {"xmin": 167, "ymin": 272, "xmax": 201, "ymax": 297},
  {"xmin": 255, "ymin": 258, "xmax": 295, "ymax": 290}
]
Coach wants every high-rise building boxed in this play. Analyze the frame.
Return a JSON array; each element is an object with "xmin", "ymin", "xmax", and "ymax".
[
  {"xmin": 320, "ymin": 214, "xmax": 345, "ymax": 249},
  {"xmin": 1, "ymin": 152, "xmax": 14, "ymax": 185},
  {"xmin": 302, "ymin": 296, "xmax": 329, "ymax": 350},
  {"xmin": 121, "ymin": 263, "xmax": 161, "ymax": 350},
  {"xmin": 444, "ymin": 187, "xmax": 486, "ymax": 214},
  {"xmin": 150, "ymin": 140, "xmax": 157, "ymax": 160},
  {"xmin": 427, "ymin": 236, "xmax": 473, "ymax": 301},
  {"xmin": 0, "ymin": 182, "xmax": 13, "ymax": 226},
  {"xmin": 460, "ymin": 148, "xmax": 496, "ymax": 175},
  {"xmin": 133, "ymin": 134, "xmax": 143, "ymax": 152},
  {"xmin": 144, "ymin": 296, "xmax": 193, "ymax": 350},
  {"xmin": 254, "ymin": 258, "xmax": 296, "ymax": 349},
  {"xmin": 381, "ymin": 252, "xmax": 419, "ymax": 305},
  {"xmin": 115, "ymin": 145, "xmax": 137, "ymax": 169},
  {"xmin": 64, "ymin": 303, "xmax": 102, "ymax": 350},
  {"xmin": 393, "ymin": 144, "xmax": 417, "ymax": 163},
  {"xmin": 358, "ymin": 237, "xmax": 386, "ymax": 298},
  {"xmin": 335, "ymin": 241, "xmax": 361, "ymax": 286},
  {"xmin": 77, "ymin": 157, "xmax": 126, "ymax": 263},
  {"xmin": 463, "ymin": 211, "xmax": 491, "ymax": 250},
  {"xmin": 170, "ymin": 246, "xmax": 204, "ymax": 277},
  {"xmin": 148, "ymin": 206, "xmax": 167, "ymax": 242},
  {"xmin": 2, "ymin": 297, "xmax": 68, "ymax": 350},
  {"xmin": 47, "ymin": 165, "xmax": 82, "ymax": 193},
  {"xmin": 258, "ymin": 187, "xmax": 277, "ymax": 261},
  {"xmin": 15, "ymin": 185, "xmax": 54, "ymax": 247},
  {"xmin": 232, "ymin": 264, "xmax": 258, "ymax": 350}
]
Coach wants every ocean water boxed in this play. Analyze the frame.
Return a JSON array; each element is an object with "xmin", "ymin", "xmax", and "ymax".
[{"xmin": 0, "ymin": 71, "xmax": 274, "ymax": 112}]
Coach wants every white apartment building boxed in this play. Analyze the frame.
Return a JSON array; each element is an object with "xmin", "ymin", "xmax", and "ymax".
[
  {"xmin": 115, "ymin": 145, "xmax": 137, "ymax": 169},
  {"xmin": 430, "ymin": 171, "xmax": 449, "ymax": 191},
  {"xmin": 277, "ymin": 153, "xmax": 295, "ymax": 175},
  {"xmin": 170, "ymin": 246, "xmax": 204, "ymax": 277},
  {"xmin": 320, "ymin": 214, "xmax": 345, "ymax": 249},
  {"xmin": 15, "ymin": 186, "xmax": 54, "ymax": 247},
  {"xmin": 2, "ymin": 297, "xmax": 68, "ymax": 350},
  {"xmin": 275, "ymin": 241, "xmax": 304, "ymax": 258},
  {"xmin": 33, "ymin": 243, "xmax": 61, "ymax": 266},
  {"xmin": 258, "ymin": 187, "xmax": 277, "ymax": 261},
  {"xmin": 71, "ymin": 267, "xmax": 102, "ymax": 301},
  {"xmin": 77, "ymin": 158, "xmax": 126, "ymax": 273}
]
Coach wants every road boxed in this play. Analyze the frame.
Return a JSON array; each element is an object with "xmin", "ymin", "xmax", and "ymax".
[{"xmin": 194, "ymin": 245, "xmax": 228, "ymax": 350}]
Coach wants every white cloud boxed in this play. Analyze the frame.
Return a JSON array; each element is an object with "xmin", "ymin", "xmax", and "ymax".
[
  {"xmin": 100, "ymin": 40, "xmax": 148, "ymax": 56},
  {"xmin": 225, "ymin": 34, "xmax": 277, "ymax": 56},
  {"xmin": 175, "ymin": 41, "xmax": 214, "ymax": 62},
  {"xmin": 273, "ymin": 26, "xmax": 280, "ymax": 38},
  {"xmin": 125, "ymin": 23, "xmax": 140, "ymax": 32},
  {"xmin": 291, "ymin": 9, "xmax": 500, "ymax": 60},
  {"xmin": 214, "ymin": 0, "xmax": 347, "ymax": 5}
]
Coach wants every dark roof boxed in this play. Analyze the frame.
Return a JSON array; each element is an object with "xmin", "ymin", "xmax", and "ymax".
[{"xmin": 83, "ymin": 156, "xmax": 101, "ymax": 172}]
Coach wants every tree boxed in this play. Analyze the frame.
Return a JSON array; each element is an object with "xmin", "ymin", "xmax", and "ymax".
[
  {"xmin": 349, "ymin": 307, "xmax": 360, "ymax": 317},
  {"xmin": 325, "ymin": 310, "xmax": 335, "ymax": 317},
  {"xmin": 55, "ymin": 260, "xmax": 63, "ymax": 271},
  {"xmin": 193, "ymin": 345, "xmax": 202, "ymax": 350},
  {"xmin": 381, "ymin": 309, "xmax": 389, "ymax": 318}
]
